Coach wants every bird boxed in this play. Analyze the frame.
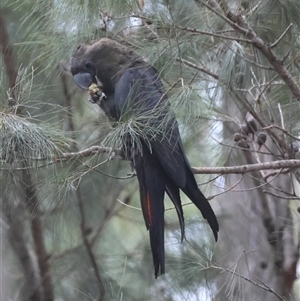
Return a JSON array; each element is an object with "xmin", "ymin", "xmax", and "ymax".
[{"xmin": 70, "ymin": 38, "xmax": 219, "ymax": 277}]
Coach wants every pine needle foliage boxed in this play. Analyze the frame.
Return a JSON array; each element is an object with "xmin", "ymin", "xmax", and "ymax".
[
  {"xmin": 2, "ymin": 0, "xmax": 300, "ymax": 300},
  {"xmin": 0, "ymin": 113, "xmax": 64, "ymax": 164},
  {"xmin": 0, "ymin": 68, "xmax": 70, "ymax": 168}
]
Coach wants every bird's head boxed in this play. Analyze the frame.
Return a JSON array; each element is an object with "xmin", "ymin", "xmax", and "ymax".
[{"xmin": 70, "ymin": 38, "xmax": 140, "ymax": 92}]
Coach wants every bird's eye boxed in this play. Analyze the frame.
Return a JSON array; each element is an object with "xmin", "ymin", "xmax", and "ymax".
[{"xmin": 85, "ymin": 62, "xmax": 93, "ymax": 70}]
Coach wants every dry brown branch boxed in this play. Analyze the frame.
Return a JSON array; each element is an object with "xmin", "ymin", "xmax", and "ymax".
[
  {"xmin": 58, "ymin": 81, "xmax": 107, "ymax": 298},
  {"xmin": 50, "ymin": 197, "xmax": 123, "ymax": 262},
  {"xmin": 76, "ymin": 189, "xmax": 106, "ymax": 299},
  {"xmin": 262, "ymin": 125, "xmax": 300, "ymax": 142},
  {"xmin": 3, "ymin": 200, "xmax": 43, "ymax": 301},
  {"xmin": 197, "ymin": 0, "xmax": 300, "ymax": 101},
  {"xmin": 0, "ymin": 11, "xmax": 54, "ymax": 301},
  {"xmin": 23, "ymin": 171, "xmax": 54, "ymax": 301}
]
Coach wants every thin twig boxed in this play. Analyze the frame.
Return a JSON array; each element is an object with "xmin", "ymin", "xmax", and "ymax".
[
  {"xmin": 263, "ymin": 168, "xmax": 290, "ymax": 180},
  {"xmin": 116, "ymin": 198, "xmax": 142, "ymax": 210},
  {"xmin": 211, "ymin": 265, "xmax": 287, "ymax": 301},
  {"xmin": 222, "ymin": 39, "xmax": 274, "ymax": 71},
  {"xmin": 152, "ymin": 78, "xmax": 184, "ymax": 112},
  {"xmin": 177, "ymin": 25, "xmax": 253, "ymax": 43},
  {"xmin": 196, "ymin": 0, "xmax": 250, "ymax": 35},
  {"xmin": 207, "ymin": 177, "xmax": 243, "ymax": 200},
  {"xmin": 50, "ymin": 197, "xmax": 121, "ymax": 262},
  {"xmin": 59, "ymin": 146, "xmax": 122, "ymax": 159},
  {"xmin": 262, "ymin": 190, "xmax": 300, "ymax": 200},
  {"xmin": 177, "ymin": 58, "xmax": 219, "ymax": 80},
  {"xmin": 230, "ymin": 168, "xmax": 282, "ymax": 192},
  {"xmin": 78, "ymin": 158, "xmax": 109, "ymax": 181},
  {"xmin": 278, "ymin": 103, "xmax": 285, "ymax": 130},
  {"xmin": 254, "ymin": 73, "xmax": 280, "ymax": 104},
  {"xmin": 0, "ymin": 146, "xmax": 122, "ymax": 170},
  {"xmin": 198, "ymin": 174, "xmax": 223, "ymax": 185},
  {"xmin": 90, "ymin": 168, "xmax": 136, "ymax": 180},
  {"xmin": 270, "ymin": 24, "xmax": 293, "ymax": 48},
  {"xmin": 262, "ymin": 125, "xmax": 300, "ymax": 142},
  {"xmin": 245, "ymin": 1, "xmax": 261, "ymax": 16}
]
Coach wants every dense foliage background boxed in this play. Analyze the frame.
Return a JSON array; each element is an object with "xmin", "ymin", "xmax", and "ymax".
[{"xmin": 0, "ymin": 0, "xmax": 300, "ymax": 300}]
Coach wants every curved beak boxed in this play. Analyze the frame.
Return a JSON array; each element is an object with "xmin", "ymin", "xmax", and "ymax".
[{"xmin": 73, "ymin": 72, "xmax": 94, "ymax": 90}]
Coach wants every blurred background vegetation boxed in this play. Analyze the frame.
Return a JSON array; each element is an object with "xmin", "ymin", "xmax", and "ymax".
[{"xmin": 0, "ymin": 0, "xmax": 300, "ymax": 300}]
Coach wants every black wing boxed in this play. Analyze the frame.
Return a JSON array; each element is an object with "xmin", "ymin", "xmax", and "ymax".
[
  {"xmin": 114, "ymin": 66, "xmax": 187, "ymax": 185},
  {"xmin": 113, "ymin": 65, "xmax": 218, "ymax": 277}
]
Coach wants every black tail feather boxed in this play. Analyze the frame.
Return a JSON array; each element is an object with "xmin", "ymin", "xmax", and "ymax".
[
  {"xmin": 165, "ymin": 179, "xmax": 185, "ymax": 242},
  {"xmin": 134, "ymin": 148, "xmax": 166, "ymax": 277},
  {"xmin": 182, "ymin": 167, "xmax": 219, "ymax": 241},
  {"xmin": 134, "ymin": 143, "xmax": 219, "ymax": 278}
]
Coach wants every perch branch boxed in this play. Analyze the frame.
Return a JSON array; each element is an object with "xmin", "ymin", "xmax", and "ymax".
[{"xmin": 191, "ymin": 159, "xmax": 300, "ymax": 175}]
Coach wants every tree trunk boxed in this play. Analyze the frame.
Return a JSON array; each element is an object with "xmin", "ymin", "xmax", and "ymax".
[{"xmin": 214, "ymin": 92, "xmax": 298, "ymax": 301}]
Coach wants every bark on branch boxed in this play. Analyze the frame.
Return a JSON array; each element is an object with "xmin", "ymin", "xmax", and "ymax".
[
  {"xmin": 28, "ymin": 146, "xmax": 300, "ymax": 179},
  {"xmin": 197, "ymin": 0, "xmax": 300, "ymax": 101},
  {"xmin": 56, "ymin": 147, "xmax": 300, "ymax": 181},
  {"xmin": 191, "ymin": 159, "xmax": 300, "ymax": 175},
  {"xmin": 23, "ymin": 170, "xmax": 54, "ymax": 301}
]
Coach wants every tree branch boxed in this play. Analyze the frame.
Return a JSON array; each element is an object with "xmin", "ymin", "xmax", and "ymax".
[
  {"xmin": 3, "ymin": 199, "xmax": 43, "ymax": 301},
  {"xmin": 59, "ymin": 146, "xmax": 122, "ymax": 159},
  {"xmin": 59, "ymin": 86, "xmax": 107, "ymax": 299},
  {"xmin": 76, "ymin": 189, "xmax": 106, "ymax": 299},
  {"xmin": 196, "ymin": 0, "xmax": 300, "ymax": 101},
  {"xmin": 1, "ymin": 11, "xmax": 54, "ymax": 301},
  {"xmin": 270, "ymin": 23, "xmax": 293, "ymax": 49},
  {"xmin": 55, "ymin": 148, "xmax": 300, "ymax": 178},
  {"xmin": 211, "ymin": 265, "xmax": 286, "ymax": 301},
  {"xmin": 7, "ymin": 145, "xmax": 300, "ymax": 180},
  {"xmin": 23, "ymin": 171, "xmax": 54, "ymax": 301},
  {"xmin": 191, "ymin": 159, "xmax": 300, "ymax": 175},
  {"xmin": 177, "ymin": 25, "xmax": 253, "ymax": 43},
  {"xmin": 262, "ymin": 125, "xmax": 300, "ymax": 142},
  {"xmin": 177, "ymin": 58, "xmax": 219, "ymax": 80}
]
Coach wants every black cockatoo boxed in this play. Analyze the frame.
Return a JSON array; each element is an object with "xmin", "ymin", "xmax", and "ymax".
[{"xmin": 70, "ymin": 38, "xmax": 219, "ymax": 277}]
